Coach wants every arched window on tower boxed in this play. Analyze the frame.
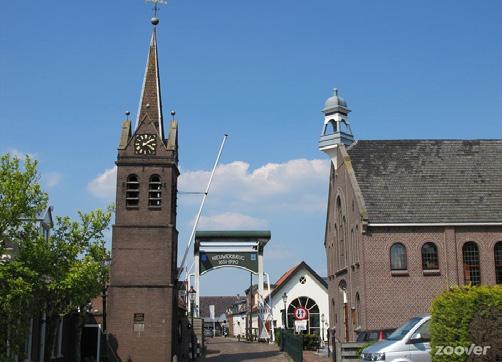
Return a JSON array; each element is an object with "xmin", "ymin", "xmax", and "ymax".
[
  {"xmin": 390, "ymin": 243, "xmax": 407, "ymax": 271},
  {"xmin": 126, "ymin": 174, "xmax": 139, "ymax": 208},
  {"xmin": 148, "ymin": 175, "xmax": 162, "ymax": 208},
  {"xmin": 421, "ymin": 242, "xmax": 439, "ymax": 270},
  {"xmin": 463, "ymin": 242, "xmax": 481, "ymax": 285}
]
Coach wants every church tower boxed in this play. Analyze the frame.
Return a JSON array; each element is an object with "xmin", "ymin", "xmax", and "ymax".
[{"xmin": 107, "ymin": 14, "xmax": 179, "ymax": 362}]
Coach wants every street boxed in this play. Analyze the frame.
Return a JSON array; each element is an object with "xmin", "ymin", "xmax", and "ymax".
[{"xmin": 203, "ymin": 337, "xmax": 289, "ymax": 362}]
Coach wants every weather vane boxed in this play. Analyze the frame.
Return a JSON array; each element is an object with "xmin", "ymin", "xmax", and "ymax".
[{"xmin": 146, "ymin": 0, "xmax": 167, "ymax": 20}]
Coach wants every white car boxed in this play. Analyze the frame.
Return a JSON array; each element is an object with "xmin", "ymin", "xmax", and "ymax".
[{"xmin": 361, "ymin": 314, "xmax": 431, "ymax": 362}]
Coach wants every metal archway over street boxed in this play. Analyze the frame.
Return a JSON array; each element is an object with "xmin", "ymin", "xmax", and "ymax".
[{"xmin": 194, "ymin": 230, "xmax": 271, "ymax": 341}]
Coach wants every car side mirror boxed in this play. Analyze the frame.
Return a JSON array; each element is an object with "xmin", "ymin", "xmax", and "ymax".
[{"xmin": 412, "ymin": 332, "xmax": 422, "ymax": 340}]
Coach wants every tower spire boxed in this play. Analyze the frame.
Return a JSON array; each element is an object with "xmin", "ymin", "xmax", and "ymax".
[{"xmin": 136, "ymin": 1, "xmax": 167, "ymax": 140}]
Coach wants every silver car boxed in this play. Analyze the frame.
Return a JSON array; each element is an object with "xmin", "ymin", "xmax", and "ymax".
[{"xmin": 361, "ymin": 314, "xmax": 431, "ymax": 362}]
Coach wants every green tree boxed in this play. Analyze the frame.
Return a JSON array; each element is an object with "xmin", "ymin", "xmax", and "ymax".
[
  {"xmin": 0, "ymin": 154, "xmax": 47, "ymax": 360},
  {"xmin": 0, "ymin": 154, "xmax": 113, "ymax": 362}
]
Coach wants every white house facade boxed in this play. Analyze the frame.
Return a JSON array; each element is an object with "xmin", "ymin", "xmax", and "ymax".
[{"xmin": 270, "ymin": 262, "xmax": 329, "ymax": 341}]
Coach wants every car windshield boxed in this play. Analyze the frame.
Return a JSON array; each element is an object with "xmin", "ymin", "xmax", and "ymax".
[{"xmin": 386, "ymin": 317, "xmax": 423, "ymax": 341}]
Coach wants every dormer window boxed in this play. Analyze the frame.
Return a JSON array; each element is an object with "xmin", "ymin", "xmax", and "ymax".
[
  {"xmin": 149, "ymin": 175, "xmax": 162, "ymax": 208},
  {"xmin": 126, "ymin": 174, "xmax": 140, "ymax": 208}
]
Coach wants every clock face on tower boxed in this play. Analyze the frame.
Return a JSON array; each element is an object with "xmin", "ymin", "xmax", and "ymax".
[{"xmin": 134, "ymin": 134, "xmax": 157, "ymax": 155}]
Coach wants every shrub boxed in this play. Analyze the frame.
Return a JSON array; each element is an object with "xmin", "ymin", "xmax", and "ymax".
[
  {"xmin": 274, "ymin": 328, "xmax": 282, "ymax": 347},
  {"xmin": 430, "ymin": 285, "xmax": 502, "ymax": 362},
  {"xmin": 357, "ymin": 341, "xmax": 375, "ymax": 356},
  {"xmin": 302, "ymin": 334, "xmax": 320, "ymax": 350}
]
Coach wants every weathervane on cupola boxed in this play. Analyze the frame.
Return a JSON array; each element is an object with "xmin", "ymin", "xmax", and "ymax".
[{"xmin": 318, "ymin": 88, "xmax": 355, "ymax": 168}]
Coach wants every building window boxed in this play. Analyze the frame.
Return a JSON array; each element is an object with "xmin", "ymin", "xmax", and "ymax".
[
  {"xmin": 390, "ymin": 243, "xmax": 407, "ymax": 271},
  {"xmin": 336, "ymin": 196, "xmax": 346, "ymax": 269},
  {"xmin": 495, "ymin": 241, "xmax": 502, "ymax": 284},
  {"xmin": 299, "ymin": 276, "xmax": 307, "ymax": 284},
  {"xmin": 287, "ymin": 296, "xmax": 321, "ymax": 335},
  {"xmin": 463, "ymin": 242, "xmax": 481, "ymax": 285},
  {"xmin": 126, "ymin": 174, "xmax": 139, "ymax": 207},
  {"xmin": 341, "ymin": 216, "xmax": 347, "ymax": 268},
  {"xmin": 355, "ymin": 293, "xmax": 361, "ymax": 328},
  {"xmin": 148, "ymin": 175, "xmax": 162, "ymax": 208},
  {"xmin": 355, "ymin": 225, "xmax": 359, "ymax": 263},
  {"xmin": 421, "ymin": 242, "xmax": 439, "ymax": 270}
]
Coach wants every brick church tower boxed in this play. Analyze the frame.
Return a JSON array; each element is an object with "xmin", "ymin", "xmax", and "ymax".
[{"xmin": 107, "ymin": 15, "xmax": 179, "ymax": 362}]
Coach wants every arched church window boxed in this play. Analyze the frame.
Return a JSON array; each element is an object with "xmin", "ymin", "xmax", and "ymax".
[
  {"xmin": 126, "ymin": 174, "xmax": 139, "ymax": 208},
  {"xmin": 390, "ymin": 243, "xmax": 407, "ymax": 271},
  {"xmin": 463, "ymin": 242, "xmax": 480, "ymax": 285},
  {"xmin": 148, "ymin": 175, "xmax": 162, "ymax": 208},
  {"xmin": 421, "ymin": 242, "xmax": 439, "ymax": 270},
  {"xmin": 355, "ymin": 293, "xmax": 361, "ymax": 328},
  {"xmin": 495, "ymin": 241, "xmax": 502, "ymax": 284},
  {"xmin": 287, "ymin": 296, "xmax": 321, "ymax": 336},
  {"xmin": 336, "ymin": 196, "xmax": 346, "ymax": 269}
]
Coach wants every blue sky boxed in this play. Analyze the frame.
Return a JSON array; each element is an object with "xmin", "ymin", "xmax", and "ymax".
[{"xmin": 1, "ymin": 0, "xmax": 501, "ymax": 295}]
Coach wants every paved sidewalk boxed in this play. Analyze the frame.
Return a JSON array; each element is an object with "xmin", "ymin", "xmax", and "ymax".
[
  {"xmin": 203, "ymin": 337, "xmax": 289, "ymax": 361},
  {"xmin": 303, "ymin": 350, "xmax": 332, "ymax": 362}
]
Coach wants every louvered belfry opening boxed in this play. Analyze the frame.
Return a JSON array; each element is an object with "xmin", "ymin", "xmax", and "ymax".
[
  {"xmin": 126, "ymin": 174, "xmax": 140, "ymax": 207},
  {"xmin": 149, "ymin": 174, "xmax": 162, "ymax": 208}
]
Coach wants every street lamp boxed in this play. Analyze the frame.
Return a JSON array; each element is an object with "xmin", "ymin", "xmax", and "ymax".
[
  {"xmin": 188, "ymin": 287, "xmax": 197, "ymax": 360},
  {"xmin": 281, "ymin": 292, "xmax": 288, "ymax": 329},
  {"xmin": 321, "ymin": 313, "xmax": 325, "ymax": 348}
]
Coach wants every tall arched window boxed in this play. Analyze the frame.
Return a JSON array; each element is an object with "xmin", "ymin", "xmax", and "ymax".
[
  {"xmin": 421, "ymin": 242, "xmax": 439, "ymax": 270},
  {"xmin": 126, "ymin": 174, "xmax": 139, "ymax": 207},
  {"xmin": 355, "ymin": 225, "xmax": 359, "ymax": 263},
  {"xmin": 355, "ymin": 293, "xmax": 361, "ymax": 328},
  {"xmin": 336, "ymin": 197, "xmax": 344, "ymax": 269},
  {"xmin": 148, "ymin": 175, "xmax": 162, "ymax": 208},
  {"xmin": 286, "ymin": 296, "xmax": 321, "ymax": 335},
  {"xmin": 342, "ymin": 216, "xmax": 348, "ymax": 267},
  {"xmin": 390, "ymin": 243, "xmax": 407, "ymax": 271},
  {"xmin": 463, "ymin": 242, "xmax": 481, "ymax": 285},
  {"xmin": 331, "ymin": 224, "xmax": 340, "ymax": 274},
  {"xmin": 495, "ymin": 241, "xmax": 502, "ymax": 284}
]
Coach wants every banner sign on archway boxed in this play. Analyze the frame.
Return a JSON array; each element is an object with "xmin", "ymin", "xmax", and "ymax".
[
  {"xmin": 194, "ymin": 230, "xmax": 272, "ymax": 340},
  {"xmin": 200, "ymin": 251, "xmax": 258, "ymax": 274}
]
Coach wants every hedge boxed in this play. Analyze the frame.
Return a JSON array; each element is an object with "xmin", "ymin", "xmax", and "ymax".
[{"xmin": 430, "ymin": 285, "xmax": 502, "ymax": 362}]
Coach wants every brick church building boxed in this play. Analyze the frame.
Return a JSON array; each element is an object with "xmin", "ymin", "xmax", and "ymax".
[
  {"xmin": 319, "ymin": 89, "xmax": 502, "ymax": 343},
  {"xmin": 107, "ymin": 14, "xmax": 182, "ymax": 362}
]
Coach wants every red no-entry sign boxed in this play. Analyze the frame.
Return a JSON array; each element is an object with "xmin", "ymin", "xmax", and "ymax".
[{"xmin": 294, "ymin": 306, "xmax": 309, "ymax": 320}]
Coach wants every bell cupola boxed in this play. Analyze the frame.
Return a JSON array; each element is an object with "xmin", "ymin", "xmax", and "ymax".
[{"xmin": 318, "ymin": 88, "xmax": 354, "ymax": 167}]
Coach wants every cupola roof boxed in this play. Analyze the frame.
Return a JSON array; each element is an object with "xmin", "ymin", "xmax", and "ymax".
[{"xmin": 322, "ymin": 88, "xmax": 350, "ymax": 114}]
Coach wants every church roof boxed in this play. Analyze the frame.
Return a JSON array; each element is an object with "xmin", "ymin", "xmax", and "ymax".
[{"xmin": 347, "ymin": 140, "xmax": 502, "ymax": 224}]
